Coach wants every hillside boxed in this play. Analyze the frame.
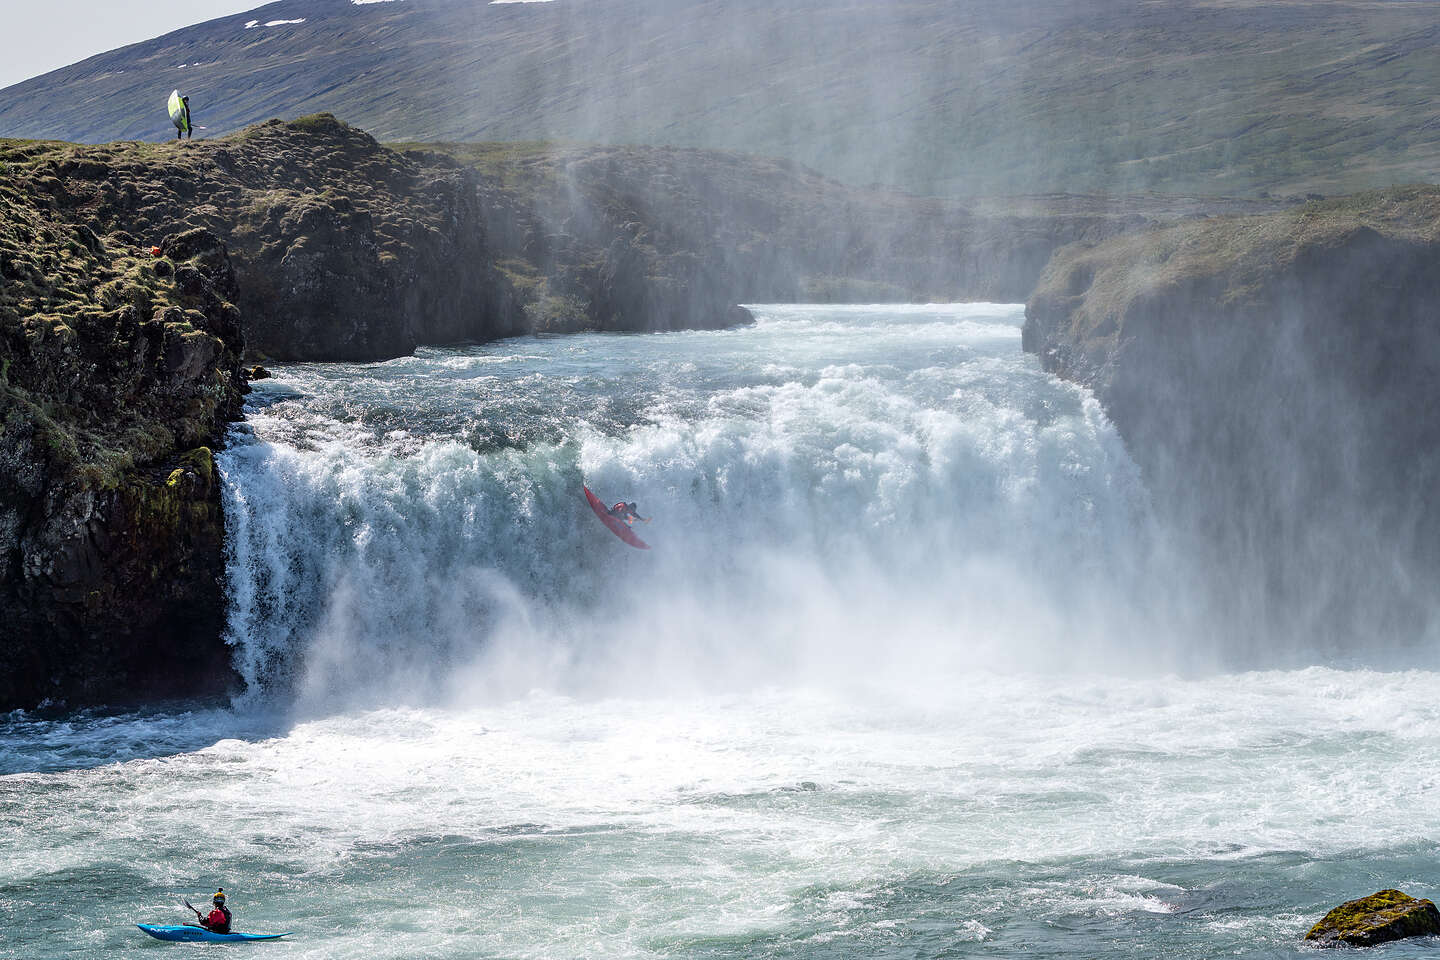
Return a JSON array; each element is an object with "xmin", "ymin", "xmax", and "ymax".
[{"xmin": 3, "ymin": 0, "xmax": 1440, "ymax": 198}]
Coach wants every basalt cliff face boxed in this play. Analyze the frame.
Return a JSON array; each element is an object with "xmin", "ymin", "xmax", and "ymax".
[
  {"xmin": 449, "ymin": 144, "xmax": 1227, "ymax": 321},
  {"xmin": 0, "ymin": 178, "xmax": 247, "ymax": 706},
  {"xmin": 446, "ymin": 141, "xmax": 1272, "ymax": 342},
  {"xmin": 1023, "ymin": 188, "xmax": 1440, "ymax": 654}
]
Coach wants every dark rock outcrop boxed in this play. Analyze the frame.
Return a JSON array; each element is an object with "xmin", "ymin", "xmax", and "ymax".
[
  {"xmin": 452, "ymin": 143, "xmax": 1263, "ymax": 337},
  {"xmin": 1023, "ymin": 188, "xmax": 1440, "ymax": 654},
  {"xmin": 1306, "ymin": 890, "xmax": 1440, "ymax": 947},
  {"xmin": 0, "ymin": 185, "xmax": 247, "ymax": 707},
  {"xmin": 6, "ymin": 117, "xmax": 781, "ymax": 360},
  {"xmin": 7, "ymin": 117, "xmax": 1258, "ymax": 362},
  {"xmin": 2, "ymin": 116, "xmax": 513, "ymax": 361}
]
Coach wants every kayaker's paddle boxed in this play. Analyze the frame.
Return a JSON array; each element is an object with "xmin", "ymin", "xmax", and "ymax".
[{"xmin": 184, "ymin": 900, "xmax": 204, "ymax": 922}]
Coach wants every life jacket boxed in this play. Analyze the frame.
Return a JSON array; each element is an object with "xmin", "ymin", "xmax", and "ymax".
[
  {"xmin": 611, "ymin": 502, "xmax": 628, "ymax": 516},
  {"xmin": 205, "ymin": 907, "xmax": 231, "ymax": 933}
]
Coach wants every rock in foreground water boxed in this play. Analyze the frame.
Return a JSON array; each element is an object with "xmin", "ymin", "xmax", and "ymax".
[{"xmin": 1305, "ymin": 889, "xmax": 1440, "ymax": 947}]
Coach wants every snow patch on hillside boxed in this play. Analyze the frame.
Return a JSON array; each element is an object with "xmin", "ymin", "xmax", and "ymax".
[{"xmin": 245, "ymin": 19, "xmax": 308, "ymax": 29}]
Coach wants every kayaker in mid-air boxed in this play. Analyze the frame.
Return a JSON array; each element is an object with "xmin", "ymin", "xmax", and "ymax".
[
  {"xmin": 187, "ymin": 890, "xmax": 231, "ymax": 933},
  {"xmin": 607, "ymin": 501, "xmax": 648, "ymax": 525}
]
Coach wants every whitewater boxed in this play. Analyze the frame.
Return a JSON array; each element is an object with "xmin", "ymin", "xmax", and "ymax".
[{"xmin": 3, "ymin": 304, "xmax": 1438, "ymax": 958}]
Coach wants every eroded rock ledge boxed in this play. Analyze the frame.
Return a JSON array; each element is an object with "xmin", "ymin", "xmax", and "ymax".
[{"xmin": 1023, "ymin": 188, "xmax": 1440, "ymax": 651}]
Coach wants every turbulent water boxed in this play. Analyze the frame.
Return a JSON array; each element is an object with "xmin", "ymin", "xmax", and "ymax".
[{"xmin": 3, "ymin": 304, "xmax": 1438, "ymax": 958}]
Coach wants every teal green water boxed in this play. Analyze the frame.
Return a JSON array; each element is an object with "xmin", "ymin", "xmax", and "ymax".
[{"xmin": 3, "ymin": 305, "xmax": 1437, "ymax": 957}]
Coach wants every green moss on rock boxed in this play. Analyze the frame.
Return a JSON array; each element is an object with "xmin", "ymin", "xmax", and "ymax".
[
  {"xmin": 175, "ymin": 446, "xmax": 215, "ymax": 488},
  {"xmin": 1306, "ymin": 890, "xmax": 1440, "ymax": 947}
]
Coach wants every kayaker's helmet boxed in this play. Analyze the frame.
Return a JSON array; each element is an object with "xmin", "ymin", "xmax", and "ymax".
[{"xmin": 212, "ymin": 890, "xmax": 226, "ymax": 905}]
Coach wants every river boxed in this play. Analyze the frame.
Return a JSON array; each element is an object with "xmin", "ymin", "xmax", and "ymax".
[{"xmin": 3, "ymin": 304, "xmax": 1436, "ymax": 958}]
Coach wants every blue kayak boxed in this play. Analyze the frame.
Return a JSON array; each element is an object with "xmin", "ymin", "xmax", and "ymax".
[{"xmin": 137, "ymin": 923, "xmax": 291, "ymax": 942}]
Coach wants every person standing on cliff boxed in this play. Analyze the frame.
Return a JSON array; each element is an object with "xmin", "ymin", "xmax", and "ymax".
[{"xmin": 168, "ymin": 90, "xmax": 193, "ymax": 140}]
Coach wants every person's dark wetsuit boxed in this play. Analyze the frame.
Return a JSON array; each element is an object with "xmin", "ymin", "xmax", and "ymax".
[
  {"xmin": 193, "ymin": 890, "xmax": 231, "ymax": 933},
  {"xmin": 178, "ymin": 97, "xmax": 193, "ymax": 140},
  {"xmin": 608, "ymin": 501, "xmax": 647, "ymax": 524}
]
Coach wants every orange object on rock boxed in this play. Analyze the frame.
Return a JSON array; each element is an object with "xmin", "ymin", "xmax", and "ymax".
[{"xmin": 150, "ymin": 246, "xmax": 162, "ymax": 257}]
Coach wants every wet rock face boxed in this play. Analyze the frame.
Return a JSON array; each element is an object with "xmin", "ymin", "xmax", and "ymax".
[
  {"xmin": 1306, "ymin": 890, "xmax": 1440, "ymax": 947},
  {"xmin": 462, "ymin": 145, "xmax": 1229, "ymax": 336},
  {"xmin": 4, "ymin": 446, "xmax": 234, "ymax": 708},
  {"xmin": 0, "ymin": 183, "xmax": 245, "ymax": 708},
  {"xmin": 1022, "ymin": 189, "xmax": 1440, "ymax": 654}
]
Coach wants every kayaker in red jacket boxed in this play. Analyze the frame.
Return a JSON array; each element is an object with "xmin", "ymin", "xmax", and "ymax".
[{"xmin": 189, "ymin": 890, "xmax": 232, "ymax": 934}]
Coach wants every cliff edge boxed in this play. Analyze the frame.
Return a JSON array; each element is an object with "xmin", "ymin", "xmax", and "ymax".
[{"xmin": 1024, "ymin": 187, "xmax": 1440, "ymax": 652}]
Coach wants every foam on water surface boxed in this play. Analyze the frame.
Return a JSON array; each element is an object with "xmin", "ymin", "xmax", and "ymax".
[
  {"xmin": 4, "ymin": 671, "xmax": 1440, "ymax": 958},
  {"xmin": 4, "ymin": 305, "xmax": 1436, "ymax": 958}
]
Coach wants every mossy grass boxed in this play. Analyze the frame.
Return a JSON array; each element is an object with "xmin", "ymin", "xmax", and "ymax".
[
  {"xmin": 0, "ymin": 139, "xmax": 241, "ymax": 498},
  {"xmin": 391, "ymin": 139, "xmax": 567, "ymax": 189}
]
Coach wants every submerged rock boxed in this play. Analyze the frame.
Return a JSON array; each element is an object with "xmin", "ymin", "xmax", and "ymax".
[{"xmin": 1305, "ymin": 890, "xmax": 1440, "ymax": 947}]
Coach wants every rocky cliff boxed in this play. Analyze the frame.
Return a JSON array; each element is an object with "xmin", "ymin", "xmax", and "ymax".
[
  {"xmin": 453, "ymin": 143, "xmax": 1124, "ymax": 315},
  {"xmin": 0, "ymin": 116, "xmax": 1253, "ymax": 708},
  {"xmin": 1, "ymin": 116, "xmax": 514, "ymax": 362},
  {"xmin": 1023, "ymin": 188, "xmax": 1440, "ymax": 654},
  {"xmin": 7, "ymin": 116, "xmax": 1232, "ymax": 362},
  {"xmin": 0, "ymin": 164, "xmax": 248, "ymax": 706},
  {"xmin": 436, "ymin": 142, "xmax": 1270, "ymax": 339}
]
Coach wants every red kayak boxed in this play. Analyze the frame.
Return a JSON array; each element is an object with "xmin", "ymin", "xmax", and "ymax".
[{"xmin": 584, "ymin": 486, "xmax": 650, "ymax": 550}]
